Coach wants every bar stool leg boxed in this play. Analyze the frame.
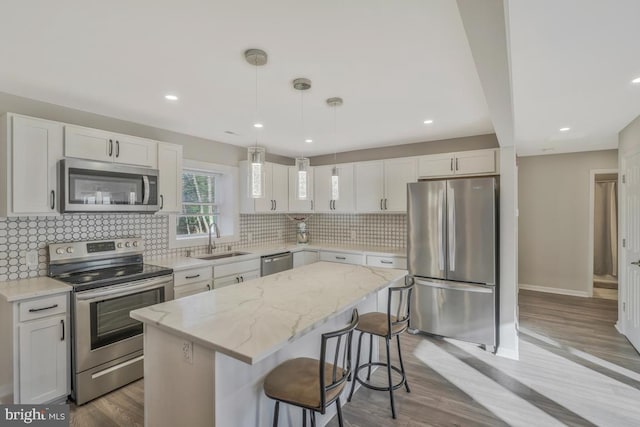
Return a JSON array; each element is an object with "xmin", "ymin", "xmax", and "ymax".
[
  {"xmin": 273, "ymin": 401, "xmax": 279, "ymax": 427},
  {"xmin": 396, "ymin": 334, "xmax": 410, "ymax": 393},
  {"xmin": 310, "ymin": 411, "xmax": 316, "ymax": 427},
  {"xmin": 336, "ymin": 397, "xmax": 344, "ymax": 427},
  {"xmin": 348, "ymin": 331, "xmax": 364, "ymax": 402},
  {"xmin": 385, "ymin": 337, "xmax": 397, "ymax": 419},
  {"xmin": 366, "ymin": 333, "xmax": 373, "ymax": 380},
  {"xmin": 302, "ymin": 409, "xmax": 307, "ymax": 427}
]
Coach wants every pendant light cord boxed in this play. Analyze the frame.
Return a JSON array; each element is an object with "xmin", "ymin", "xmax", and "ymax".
[
  {"xmin": 333, "ymin": 104, "xmax": 337, "ymax": 166},
  {"xmin": 254, "ymin": 60, "xmax": 259, "ymax": 148}
]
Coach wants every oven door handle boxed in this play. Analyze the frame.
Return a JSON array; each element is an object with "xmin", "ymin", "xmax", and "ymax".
[{"xmin": 75, "ymin": 276, "xmax": 171, "ymax": 301}]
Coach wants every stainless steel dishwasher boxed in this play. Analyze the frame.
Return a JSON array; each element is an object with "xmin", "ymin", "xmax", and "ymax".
[{"xmin": 261, "ymin": 252, "xmax": 293, "ymax": 276}]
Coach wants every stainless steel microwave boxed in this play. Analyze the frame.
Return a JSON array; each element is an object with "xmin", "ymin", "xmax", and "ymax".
[{"xmin": 59, "ymin": 159, "xmax": 160, "ymax": 213}]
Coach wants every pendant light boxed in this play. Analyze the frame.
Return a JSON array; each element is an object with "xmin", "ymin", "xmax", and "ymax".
[
  {"xmin": 326, "ymin": 97, "xmax": 343, "ymax": 200},
  {"xmin": 245, "ymin": 48, "xmax": 267, "ymax": 198},
  {"xmin": 293, "ymin": 78, "xmax": 311, "ymax": 200}
]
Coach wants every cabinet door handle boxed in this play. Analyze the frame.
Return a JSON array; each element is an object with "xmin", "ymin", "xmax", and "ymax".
[
  {"xmin": 236, "ymin": 277, "xmax": 240, "ymax": 283},
  {"xmin": 274, "ymin": 200, "xmax": 277, "ymax": 211},
  {"xmin": 384, "ymin": 198, "xmax": 388, "ymax": 210},
  {"xmin": 60, "ymin": 319, "xmax": 65, "ymax": 341},
  {"xmin": 380, "ymin": 199, "xmax": 384, "ymax": 210},
  {"xmin": 185, "ymin": 274, "xmax": 201, "ymax": 279},
  {"xmin": 450, "ymin": 158, "xmax": 454, "ymax": 171},
  {"xmin": 240, "ymin": 276, "xmax": 244, "ymax": 282},
  {"xmin": 50, "ymin": 190, "xmax": 55, "ymax": 210},
  {"xmin": 28, "ymin": 304, "xmax": 59, "ymax": 313},
  {"xmin": 310, "ymin": 200, "xmax": 314, "ymax": 210},
  {"xmin": 455, "ymin": 158, "xmax": 459, "ymax": 171},
  {"xmin": 336, "ymin": 256, "xmax": 346, "ymax": 260},
  {"xmin": 109, "ymin": 139, "xmax": 113, "ymax": 157},
  {"xmin": 116, "ymin": 140, "xmax": 120, "ymax": 158},
  {"xmin": 206, "ymin": 284, "xmax": 211, "ymax": 290},
  {"xmin": 380, "ymin": 260, "xmax": 393, "ymax": 264},
  {"xmin": 160, "ymin": 195, "xmax": 164, "ymax": 210}
]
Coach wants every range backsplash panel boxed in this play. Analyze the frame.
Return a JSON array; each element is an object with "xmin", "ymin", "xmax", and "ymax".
[{"xmin": 0, "ymin": 213, "xmax": 405, "ymax": 282}]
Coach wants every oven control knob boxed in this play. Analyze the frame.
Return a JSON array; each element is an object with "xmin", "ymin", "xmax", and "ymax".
[
  {"xmin": 125, "ymin": 242, "xmax": 132, "ymax": 248},
  {"xmin": 117, "ymin": 243, "xmax": 123, "ymax": 248},
  {"xmin": 133, "ymin": 241, "xmax": 139, "ymax": 247},
  {"xmin": 56, "ymin": 248, "xmax": 65, "ymax": 255},
  {"xmin": 66, "ymin": 247, "xmax": 74, "ymax": 254}
]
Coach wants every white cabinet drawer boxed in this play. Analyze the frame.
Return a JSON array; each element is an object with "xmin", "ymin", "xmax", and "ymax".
[
  {"xmin": 366, "ymin": 255, "xmax": 407, "ymax": 269},
  {"xmin": 174, "ymin": 267, "xmax": 213, "ymax": 286},
  {"xmin": 214, "ymin": 259, "xmax": 260, "ymax": 278},
  {"xmin": 319, "ymin": 251, "xmax": 364, "ymax": 265},
  {"xmin": 174, "ymin": 280, "xmax": 212, "ymax": 299},
  {"xmin": 19, "ymin": 294, "xmax": 67, "ymax": 322}
]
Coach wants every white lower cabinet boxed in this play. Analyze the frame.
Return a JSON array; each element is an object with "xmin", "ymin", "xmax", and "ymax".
[
  {"xmin": 319, "ymin": 251, "xmax": 364, "ymax": 265},
  {"xmin": 213, "ymin": 258, "xmax": 261, "ymax": 289},
  {"xmin": 293, "ymin": 250, "xmax": 319, "ymax": 268},
  {"xmin": 0, "ymin": 292, "xmax": 70, "ymax": 404},
  {"xmin": 174, "ymin": 266, "xmax": 213, "ymax": 299}
]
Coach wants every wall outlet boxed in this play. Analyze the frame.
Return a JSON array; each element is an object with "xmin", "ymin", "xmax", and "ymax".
[
  {"xmin": 25, "ymin": 250, "xmax": 38, "ymax": 270},
  {"xmin": 247, "ymin": 232, "xmax": 253, "ymax": 243},
  {"xmin": 182, "ymin": 341, "xmax": 193, "ymax": 364},
  {"xmin": 350, "ymin": 230, "xmax": 357, "ymax": 241}
]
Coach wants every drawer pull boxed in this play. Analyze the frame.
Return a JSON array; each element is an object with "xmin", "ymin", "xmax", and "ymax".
[
  {"xmin": 28, "ymin": 304, "xmax": 59, "ymax": 313},
  {"xmin": 185, "ymin": 274, "xmax": 201, "ymax": 279},
  {"xmin": 380, "ymin": 260, "xmax": 393, "ymax": 264},
  {"xmin": 335, "ymin": 256, "xmax": 346, "ymax": 260}
]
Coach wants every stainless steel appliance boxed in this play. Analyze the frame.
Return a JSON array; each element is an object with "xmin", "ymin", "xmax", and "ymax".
[
  {"xmin": 48, "ymin": 238, "xmax": 173, "ymax": 404},
  {"xmin": 407, "ymin": 177, "xmax": 498, "ymax": 351},
  {"xmin": 261, "ymin": 252, "xmax": 293, "ymax": 276},
  {"xmin": 59, "ymin": 158, "xmax": 160, "ymax": 213}
]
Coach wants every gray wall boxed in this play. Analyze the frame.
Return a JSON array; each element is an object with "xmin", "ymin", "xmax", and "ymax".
[
  {"xmin": 518, "ymin": 150, "xmax": 618, "ymax": 294},
  {"xmin": 0, "ymin": 91, "xmax": 292, "ymax": 166},
  {"xmin": 309, "ymin": 134, "xmax": 498, "ymax": 165}
]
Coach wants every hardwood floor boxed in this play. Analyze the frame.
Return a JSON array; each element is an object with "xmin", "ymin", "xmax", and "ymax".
[{"xmin": 70, "ymin": 290, "xmax": 640, "ymax": 426}]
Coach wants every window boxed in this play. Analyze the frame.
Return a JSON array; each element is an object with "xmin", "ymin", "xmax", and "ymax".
[{"xmin": 169, "ymin": 160, "xmax": 238, "ymax": 248}]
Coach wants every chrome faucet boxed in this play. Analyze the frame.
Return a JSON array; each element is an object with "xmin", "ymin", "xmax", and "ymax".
[{"xmin": 207, "ymin": 221, "xmax": 221, "ymax": 254}]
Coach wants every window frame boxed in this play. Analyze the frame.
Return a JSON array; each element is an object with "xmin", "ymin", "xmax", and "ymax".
[{"xmin": 169, "ymin": 160, "xmax": 239, "ymax": 249}]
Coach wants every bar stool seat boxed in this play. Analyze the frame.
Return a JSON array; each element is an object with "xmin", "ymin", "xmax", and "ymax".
[
  {"xmin": 348, "ymin": 279, "xmax": 415, "ymax": 419},
  {"xmin": 264, "ymin": 358, "xmax": 344, "ymax": 410}
]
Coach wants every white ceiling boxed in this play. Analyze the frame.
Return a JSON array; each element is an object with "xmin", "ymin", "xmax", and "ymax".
[
  {"xmin": 0, "ymin": 0, "xmax": 493, "ymax": 158},
  {"xmin": 508, "ymin": 0, "xmax": 640, "ymax": 156},
  {"xmin": 4, "ymin": 1, "xmax": 638, "ymax": 159}
]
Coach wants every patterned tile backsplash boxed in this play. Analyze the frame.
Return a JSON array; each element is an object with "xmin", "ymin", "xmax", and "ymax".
[{"xmin": 0, "ymin": 213, "xmax": 406, "ymax": 282}]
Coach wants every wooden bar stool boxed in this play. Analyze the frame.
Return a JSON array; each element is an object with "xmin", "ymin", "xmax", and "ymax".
[
  {"xmin": 347, "ymin": 279, "xmax": 414, "ymax": 418},
  {"xmin": 263, "ymin": 309, "xmax": 359, "ymax": 427}
]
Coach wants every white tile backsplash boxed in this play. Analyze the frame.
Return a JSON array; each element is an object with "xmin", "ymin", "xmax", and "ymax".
[{"xmin": 0, "ymin": 212, "xmax": 405, "ymax": 282}]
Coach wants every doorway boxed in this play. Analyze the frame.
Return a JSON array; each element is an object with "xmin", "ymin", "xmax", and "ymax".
[{"xmin": 589, "ymin": 170, "xmax": 618, "ymax": 300}]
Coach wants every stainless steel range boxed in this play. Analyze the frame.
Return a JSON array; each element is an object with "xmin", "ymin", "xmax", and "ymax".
[{"xmin": 48, "ymin": 238, "xmax": 173, "ymax": 405}]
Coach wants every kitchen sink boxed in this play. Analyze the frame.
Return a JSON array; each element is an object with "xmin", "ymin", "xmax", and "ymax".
[{"xmin": 192, "ymin": 251, "xmax": 251, "ymax": 261}]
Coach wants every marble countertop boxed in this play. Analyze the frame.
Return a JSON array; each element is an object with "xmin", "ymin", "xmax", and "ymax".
[
  {"xmin": 0, "ymin": 277, "xmax": 72, "ymax": 302},
  {"xmin": 148, "ymin": 243, "xmax": 405, "ymax": 271},
  {"xmin": 131, "ymin": 262, "xmax": 407, "ymax": 364}
]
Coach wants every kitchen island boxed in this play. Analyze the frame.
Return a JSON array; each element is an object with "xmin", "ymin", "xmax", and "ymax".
[{"xmin": 130, "ymin": 262, "xmax": 406, "ymax": 427}]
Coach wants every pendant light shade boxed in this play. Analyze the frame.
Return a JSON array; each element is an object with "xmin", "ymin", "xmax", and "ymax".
[
  {"xmin": 327, "ymin": 97, "xmax": 343, "ymax": 201},
  {"xmin": 245, "ymin": 48, "xmax": 268, "ymax": 198},
  {"xmin": 295, "ymin": 157, "xmax": 310, "ymax": 200}
]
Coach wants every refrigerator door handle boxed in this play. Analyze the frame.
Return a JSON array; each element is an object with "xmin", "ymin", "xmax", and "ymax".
[
  {"xmin": 437, "ymin": 189, "xmax": 445, "ymax": 271},
  {"xmin": 447, "ymin": 186, "xmax": 456, "ymax": 271},
  {"xmin": 414, "ymin": 278, "xmax": 493, "ymax": 293}
]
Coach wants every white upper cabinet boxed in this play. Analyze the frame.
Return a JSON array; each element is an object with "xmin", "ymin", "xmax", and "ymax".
[
  {"xmin": 64, "ymin": 125, "xmax": 158, "ymax": 168},
  {"xmin": 314, "ymin": 164, "xmax": 355, "ymax": 213},
  {"xmin": 157, "ymin": 142, "xmax": 183, "ymax": 213},
  {"xmin": 418, "ymin": 149, "xmax": 498, "ymax": 178},
  {"xmin": 288, "ymin": 166, "xmax": 314, "ymax": 213},
  {"xmin": 355, "ymin": 158, "xmax": 416, "ymax": 213},
  {"xmin": 0, "ymin": 114, "xmax": 63, "ymax": 216},
  {"xmin": 240, "ymin": 161, "xmax": 289, "ymax": 213}
]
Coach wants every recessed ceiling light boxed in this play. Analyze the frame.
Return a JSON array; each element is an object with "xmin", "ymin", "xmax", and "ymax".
[
  {"xmin": 559, "ymin": 127, "xmax": 570, "ymax": 132},
  {"xmin": 164, "ymin": 94, "xmax": 178, "ymax": 101},
  {"xmin": 253, "ymin": 123, "xmax": 263, "ymax": 128},
  {"xmin": 632, "ymin": 77, "xmax": 640, "ymax": 84},
  {"xmin": 423, "ymin": 119, "xmax": 434, "ymax": 124},
  {"xmin": 305, "ymin": 139, "xmax": 313, "ymax": 143}
]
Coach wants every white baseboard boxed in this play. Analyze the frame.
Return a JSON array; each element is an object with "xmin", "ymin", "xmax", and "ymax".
[
  {"xmin": 0, "ymin": 383, "xmax": 13, "ymax": 404},
  {"xmin": 519, "ymin": 283, "xmax": 590, "ymax": 298},
  {"xmin": 496, "ymin": 347, "xmax": 519, "ymax": 360},
  {"xmin": 615, "ymin": 321, "xmax": 624, "ymax": 335}
]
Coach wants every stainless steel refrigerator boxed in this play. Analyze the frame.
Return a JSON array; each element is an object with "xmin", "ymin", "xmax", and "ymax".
[{"xmin": 407, "ymin": 177, "xmax": 498, "ymax": 351}]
